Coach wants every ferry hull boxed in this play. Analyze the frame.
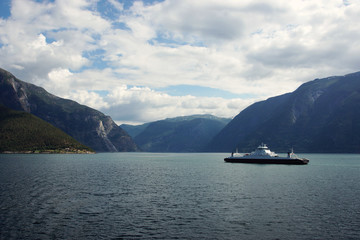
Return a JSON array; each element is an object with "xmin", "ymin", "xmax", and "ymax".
[{"xmin": 224, "ymin": 157, "xmax": 309, "ymax": 165}]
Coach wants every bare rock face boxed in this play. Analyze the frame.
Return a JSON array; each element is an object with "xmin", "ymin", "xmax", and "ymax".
[{"xmin": 0, "ymin": 68, "xmax": 138, "ymax": 152}]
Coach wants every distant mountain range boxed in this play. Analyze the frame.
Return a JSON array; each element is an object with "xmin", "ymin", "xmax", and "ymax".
[
  {"xmin": 0, "ymin": 105, "xmax": 93, "ymax": 153},
  {"xmin": 121, "ymin": 115, "xmax": 231, "ymax": 152},
  {"xmin": 207, "ymin": 72, "xmax": 360, "ymax": 153},
  {"xmin": 2, "ymin": 67, "xmax": 360, "ymax": 153},
  {"xmin": 0, "ymin": 68, "xmax": 138, "ymax": 152}
]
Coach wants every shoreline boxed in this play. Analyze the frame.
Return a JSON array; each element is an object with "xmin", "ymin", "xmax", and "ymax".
[{"xmin": 1, "ymin": 149, "xmax": 95, "ymax": 154}]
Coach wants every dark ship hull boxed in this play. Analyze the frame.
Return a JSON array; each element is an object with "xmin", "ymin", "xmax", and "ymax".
[{"xmin": 224, "ymin": 157, "xmax": 309, "ymax": 165}]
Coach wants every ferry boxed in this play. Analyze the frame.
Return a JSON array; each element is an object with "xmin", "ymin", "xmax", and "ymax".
[{"xmin": 224, "ymin": 143, "xmax": 309, "ymax": 165}]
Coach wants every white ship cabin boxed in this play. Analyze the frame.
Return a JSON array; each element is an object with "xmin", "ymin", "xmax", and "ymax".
[{"xmin": 250, "ymin": 143, "xmax": 278, "ymax": 157}]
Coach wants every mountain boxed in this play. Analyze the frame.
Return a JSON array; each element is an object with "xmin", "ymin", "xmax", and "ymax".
[
  {"xmin": 121, "ymin": 115, "xmax": 231, "ymax": 152},
  {"xmin": 0, "ymin": 68, "xmax": 138, "ymax": 152},
  {"xmin": 0, "ymin": 105, "xmax": 93, "ymax": 153},
  {"xmin": 120, "ymin": 123, "xmax": 151, "ymax": 139},
  {"xmin": 207, "ymin": 71, "xmax": 360, "ymax": 153}
]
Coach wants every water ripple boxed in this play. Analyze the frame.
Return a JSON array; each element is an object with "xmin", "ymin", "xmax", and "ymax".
[{"xmin": 1, "ymin": 153, "xmax": 360, "ymax": 239}]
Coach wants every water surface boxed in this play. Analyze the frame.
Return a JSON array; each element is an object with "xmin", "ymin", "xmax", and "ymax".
[{"xmin": 0, "ymin": 153, "xmax": 359, "ymax": 239}]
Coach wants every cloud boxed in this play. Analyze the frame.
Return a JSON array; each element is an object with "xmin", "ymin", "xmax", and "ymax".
[
  {"xmin": 135, "ymin": 0, "xmax": 245, "ymax": 42},
  {"xmin": 68, "ymin": 89, "xmax": 110, "ymax": 110},
  {"xmin": 62, "ymin": 83, "xmax": 256, "ymax": 125},
  {"xmin": 99, "ymin": 85, "xmax": 255, "ymax": 124},
  {"xmin": 0, "ymin": 0, "xmax": 360, "ymax": 124},
  {"xmin": 108, "ymin": 0, "xmax": 123, "ymax": 11},
  {"xmin": 47, "ymin": 68, "xmax": 74, "ymax": 95},
  {"xmin": 0, "ymin": 0, "xmax": 103, "ymax": 81}
]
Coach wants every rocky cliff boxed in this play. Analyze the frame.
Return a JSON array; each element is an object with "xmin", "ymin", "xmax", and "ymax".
[{"xmin": 0, "ymin": 68, "xmax": 138, "ymax": 152}]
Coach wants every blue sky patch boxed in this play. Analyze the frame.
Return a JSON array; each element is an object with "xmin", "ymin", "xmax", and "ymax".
[
  {"xmin": 157, "ymin": 85, "xmax": 257, "ymax": 99},
  {"xmin": 112, "ymin": 22, "xmax": 130, "ymax": 30},
  {"xmin": 0, "ymin": 0, "xmax": 11, "ymax": 19},
  {"xmin": 92, "ymin": 90, "xmax": 109, "ymax": 97}
]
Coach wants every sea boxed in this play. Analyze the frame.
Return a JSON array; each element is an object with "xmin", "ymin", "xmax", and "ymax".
[{"xmin": 0, "ymin": 153, "xmax": 359, "ymax": 240}]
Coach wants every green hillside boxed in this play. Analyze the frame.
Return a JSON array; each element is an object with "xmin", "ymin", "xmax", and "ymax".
[{"xmin": 0, "ymin": 105, "xmax": 94, "ymax": 153}]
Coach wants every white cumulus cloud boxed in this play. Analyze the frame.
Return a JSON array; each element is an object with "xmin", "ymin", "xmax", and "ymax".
[{"xmin": 0, "ymin": 0, "xmax": 360, "ymax": 124}]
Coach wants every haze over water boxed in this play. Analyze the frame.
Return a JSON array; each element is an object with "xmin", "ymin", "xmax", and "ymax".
[{"xmin": 1, "ymin": 153, "xmax": 359, "ymax": 239}]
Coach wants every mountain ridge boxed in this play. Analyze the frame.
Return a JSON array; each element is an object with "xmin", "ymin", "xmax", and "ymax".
[
  {"xmin": 3, "ymin": 67, "xmax": 360, "ymax": 153},
  {"xmin": 121, "ymin": 115, "xmax": 231, "ymax": 152},
  {"xmin": 0, "ymin": 68, "xmax": 138, "ymax": 152},
  {"xmin": 206, "ymin": 71, "xmax": 360, "ymax": 153}
]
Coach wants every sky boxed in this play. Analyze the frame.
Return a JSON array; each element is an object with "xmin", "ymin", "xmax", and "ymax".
[{"xmin": 1, "ymin": 0, "xmax": 360, "ymax": 125}]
